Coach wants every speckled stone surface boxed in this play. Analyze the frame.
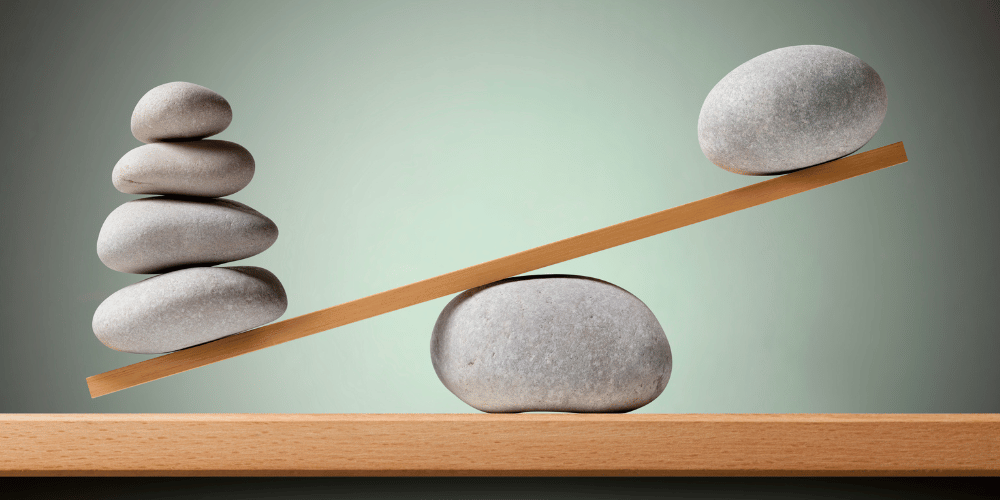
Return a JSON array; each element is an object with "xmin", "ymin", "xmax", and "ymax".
[
  {"xmin": 93, "ymin": 266, "xmax": 287, "ymax": 354},
  {"xmin": 112, "ymin": 140, "xmax": 254, "ymax": 197},
  {"xmin": 97, "ymin": 196, "xmax": 278, "ymax": 274},
  {"xmin": 431, "ymin": 275, "xmax": 671, "ymax": 413},
  {"xmin": 131, "ymin": 82, "xmax": 233, "ymax": 143},
  {"xmin": 698, "ymin": 45, "xmax": 888, "ymax": 175}
]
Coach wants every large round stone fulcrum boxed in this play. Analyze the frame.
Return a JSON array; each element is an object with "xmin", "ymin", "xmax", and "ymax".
[{"xmin": 431, "ymin": 275, "xmax": 671, "ymax": 413}]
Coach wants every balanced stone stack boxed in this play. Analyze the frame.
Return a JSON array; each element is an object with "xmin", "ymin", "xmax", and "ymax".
[{"xmin": 93, "ymin": 82, "xmax": 287, "ymax": 354}]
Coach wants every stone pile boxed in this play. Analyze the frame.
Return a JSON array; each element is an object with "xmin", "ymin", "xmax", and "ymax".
[{"xmin": 93, "ymin": 82, "xmax": 287, "ymax": 354}]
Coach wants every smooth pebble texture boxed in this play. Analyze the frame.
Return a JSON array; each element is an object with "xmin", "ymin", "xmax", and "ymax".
[
  {"xmin": 112, "ymin": 140, "xmax": 255, "ymax": 197},
  {"xmin": 431, "ymin": 275, "xmax": 671, "ymax": 413},
  {"xmin": 97, "ymin": 196, "xmax": 278, "ymax": 274},
  {"xmin": 93, "ymin": 266, "xmax": 287, "ymax": 354},
  {"xmin": 131, "ymin": 82, "xmax": 233, "ymax": 143},
  {"xmin": 698, "ymin": 45, "xmax": 888, "ymax": 175}
]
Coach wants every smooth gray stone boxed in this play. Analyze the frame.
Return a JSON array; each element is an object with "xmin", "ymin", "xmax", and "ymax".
[
  {"xmin": 93, "ymin": 266, "xmax": 287, "ymax": 354},
  {"xmin": 97, "ymin": 196, "xmax": 278, "ymax": 274},
  {"xmin": 431, "ymin": 275, "xmax": 671, "ymax": 413},
  {"xmin": 698, "ymin": 45, "xmax": 888, "ymax": 175},
  {"xmin": 112, "ymin": 140, "xmax": 255, "ymax": 197},
  {"xmin": 131, "ymin": 82, "xmax": 233, "ymax": 143}
]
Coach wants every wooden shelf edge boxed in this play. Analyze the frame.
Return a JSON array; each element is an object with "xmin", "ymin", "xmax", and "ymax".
[{"xmin": 2, "ymin": 414, "xmax": 997, "ymax": 476}]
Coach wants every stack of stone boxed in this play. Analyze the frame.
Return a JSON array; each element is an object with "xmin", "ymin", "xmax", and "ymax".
[{"xmin": 93, "ymin": 82, "xmax": 287, "ymax": 354}]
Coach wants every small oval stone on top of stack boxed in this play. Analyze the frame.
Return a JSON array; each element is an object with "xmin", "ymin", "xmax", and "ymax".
[
  {"xmin": 94, "ymin": 82, "xmax": 287, "ymax": 354},
  {"xmin": 131, "ymin": 81, "xmax": 233, "ymax": 143}
]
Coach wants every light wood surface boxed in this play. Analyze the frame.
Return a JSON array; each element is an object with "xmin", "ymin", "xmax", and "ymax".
[
  {"xmin": 1, "ymin": 413, "xmax": 995, "ymax": 476},
  {"xmin": 87, "ymin": 143, "xmax": 909, "ymax": 398}
]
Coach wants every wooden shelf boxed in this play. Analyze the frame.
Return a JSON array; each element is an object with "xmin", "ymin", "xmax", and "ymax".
[{"xmin": 2, "ymin": 413, "xmax": 997, "ymax": 476}]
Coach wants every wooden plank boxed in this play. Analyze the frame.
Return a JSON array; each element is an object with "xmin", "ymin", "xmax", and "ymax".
[
  {"xmin": 1, "ymin": 413, "xmax": 995, "ymax": 476},
  {"xmin": 86, "ymin": 143, "xmax": 909, "ymax": 398}
]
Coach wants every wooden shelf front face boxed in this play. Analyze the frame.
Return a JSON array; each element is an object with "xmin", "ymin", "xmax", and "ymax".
[{"xmin": 2, "ymin": 414, "xmax": 997, "ymax": 477}]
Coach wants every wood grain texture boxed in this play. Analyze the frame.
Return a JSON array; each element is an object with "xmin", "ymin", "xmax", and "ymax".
[
  {"xmin": 87, "ymin": 143, "xmax": 908, "ymax": 398},
  {"xmin": 1, "ymin": 413, "xmax": 995, "ymax": 476}
]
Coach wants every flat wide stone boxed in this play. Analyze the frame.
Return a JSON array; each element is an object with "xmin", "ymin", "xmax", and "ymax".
[
  {"xmin": 97, "ymin": 196, "xmax": 278, "ymax": 274},
  {"xmin": 698, "ymin": 45, "xmax": 888, "ymax": 175},
  {"xmin": 431, "ymin": 275, "xmax": 671, "ymax": 413},
  {"xmin": 112, "ymin": 140, "xmax": 255, "ymax": 197},
  {"xmin": 93, "ymin": 266, "xmax": 287, "ymax": 354}
]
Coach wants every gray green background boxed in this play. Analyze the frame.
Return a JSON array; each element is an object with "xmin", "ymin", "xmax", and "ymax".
[{"xmin": 2, "ymin": 0, "xmax": 998, "ymax": 415}]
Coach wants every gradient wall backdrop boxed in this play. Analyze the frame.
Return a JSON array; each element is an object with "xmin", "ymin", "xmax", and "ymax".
[{"xmin": 1, "ymin": 0, "xmax": 998, "ymax": 415}]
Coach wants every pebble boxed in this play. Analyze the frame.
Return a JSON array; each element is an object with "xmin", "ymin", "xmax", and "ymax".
[
  {"xmin": 97, "ymin": 196, "xmax": 278, "ymax": 274},
  {"xmin": 698, "ymin": 45, "xmax": 888, "ymax": 175},
  {"xmin": 430, "ymin": 275, "xmax": 671, "ymax": 413},
  {"xmin": 92, "ymin": 266, "xmax": 287, "ymax": 353},
  {"xmin": 112, "ymin": 140, "xmax": 254, "ymax": 197},
  {"xmin": 131, "ymin": 82, "xmax": 233, "ymax": 143}
]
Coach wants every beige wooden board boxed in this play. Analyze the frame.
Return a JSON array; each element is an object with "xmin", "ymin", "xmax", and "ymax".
[
  {"xmin": 2, "ymin": 413, "xmax": 996, "ymax": 476},
  {"xmin": 87, "ymin": 143, "xmax": 908, "ymax": 397}
]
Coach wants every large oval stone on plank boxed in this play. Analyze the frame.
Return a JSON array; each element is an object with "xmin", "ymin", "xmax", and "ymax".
[
  {"xmin": 698, "ymin": 45, "xmax": 887, "ymax": 175},
  {"xmin": 97, "ymin": 196, "xmax": 278, "ymax": 274},
  {"xmin": 431, "ymin": 275, "xmax": 671, "ymax": 413},
  {"xmin": 93, "ymin": 266, "xmax": 287, "ymax": 354}
]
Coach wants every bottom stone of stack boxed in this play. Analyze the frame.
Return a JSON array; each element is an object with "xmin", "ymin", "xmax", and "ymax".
[
  {"xmin": 93, "ymin": 266, "xmax": 287, "ymax": 354},
  {"xmin": 431, "ymin": 274, "xmax": 671, "ymax": 413}
]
